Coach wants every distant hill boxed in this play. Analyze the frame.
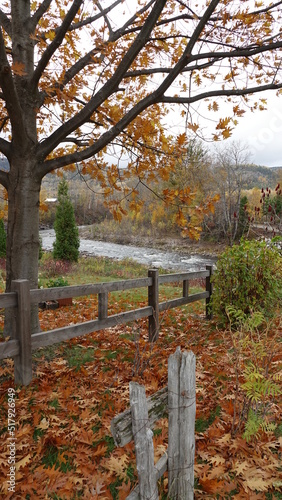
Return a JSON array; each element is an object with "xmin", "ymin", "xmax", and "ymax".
[
  {"xmin": 0, "ymin": 155, "xmax": 281, "ymax": 191},
  {"xmin": 243, "ymin": 164, "xmax": 281, "ymax": 189}
]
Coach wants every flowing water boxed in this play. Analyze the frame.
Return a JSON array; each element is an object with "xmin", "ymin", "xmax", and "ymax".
[{"xmin": 40, "ymin": 229, "xmax": 216, "ymax": 272}]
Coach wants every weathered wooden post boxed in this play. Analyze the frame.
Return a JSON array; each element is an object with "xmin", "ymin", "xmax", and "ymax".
[
  {"xmin": 129, "ymin": 382, "xmax": 158, "ymax": 500},
  {"xmin": 205, "ymin": 265, "xmax": 213, "ymax": 319},
  {"xmin": 148, "ymin": 269, "xmax": 159, "ymax": 342},
  {"xmin": 11, "ymin": 280, "xmax": 32, "ymax": 385},
  {"xmin": 98, "ymin": 292, "xmax": 108, "ymax": 320},
  {"xmin": 183, "ymin": 278, "xmax": 189, "ymax": 298},
  {"xmin": 168, "ymin": 347, "xmax": 196, "ymax": 499}
]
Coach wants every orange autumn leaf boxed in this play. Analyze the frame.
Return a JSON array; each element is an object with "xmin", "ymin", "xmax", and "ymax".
[
  {"xmin": 11, "ymin": 61, "xmax": 27, "ymax": 76},
  {"xmin": 199, "ymin": 477, "xmax": 226, "ymax": 494}
]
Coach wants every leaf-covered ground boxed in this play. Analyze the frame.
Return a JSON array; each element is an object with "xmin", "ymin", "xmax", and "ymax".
[{"xmin": 0, "ymin": 295, "xmax": 281, "ymax": 499}]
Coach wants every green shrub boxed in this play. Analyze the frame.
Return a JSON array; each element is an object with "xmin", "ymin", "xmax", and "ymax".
[
  {"xmin": 211, "ymin": 239, "xmax": 281, "ymax": 324},
  {"xmin": 53, "ymin": 179, "xmax": 80, "ymax": 262},
  {"xmin": 226, "ymin": 307, "xmax": 280, "ymax": 441},
  {"xmin": 0, "ymin": 219, "xmax": 6, "ymax": 257},
  {"xmin": 46, "ymin": 276, "xmax": 69, "ymax": 288}
]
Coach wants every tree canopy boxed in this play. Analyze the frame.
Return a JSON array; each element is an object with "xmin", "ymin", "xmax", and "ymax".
[{"xmin": 1, "ymin": 1, "xmax": 281, "ymax": 186}]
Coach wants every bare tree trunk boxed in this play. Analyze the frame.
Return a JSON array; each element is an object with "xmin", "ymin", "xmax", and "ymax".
[{"xmin": 5, "ymin": 154, "xmax": 41, "ymax": 336}]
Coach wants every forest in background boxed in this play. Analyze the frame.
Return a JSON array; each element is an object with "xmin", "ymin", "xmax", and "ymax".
[
  {"xmin": 1, "ymin": 143, "xmax": 282, "ymax": 245},
  {"xmin": 37, "ymin": 141, "xmax": 282, "ymax": 245}
]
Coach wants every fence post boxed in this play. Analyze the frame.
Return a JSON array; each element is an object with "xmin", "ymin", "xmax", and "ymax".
[
  {"xmin": 129, "ymin": 382, "xmax": 158, "ymax": 500},
  {"xmin": 168, "ymin": 347, "xmax": 196, "ymax": 499},
  {"xmin": 148, "ymin": 269, "xmax": 159, "ymax": 342},
  {"xmin": 11, "ymin": 280, "xmax": 32, "ymax": 385},
  {"xmin": 98, "ymin": 292, "xmax": 108, "ymax": 320},
  {"xmin": 183, "ymin": 278, "xmax": 189, "ymax": 298},
  {"xmin": 205, "ymin": 265, "xmax": 213, "ymax": 319}
]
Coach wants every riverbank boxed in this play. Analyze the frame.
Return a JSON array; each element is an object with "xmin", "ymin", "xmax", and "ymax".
[
  {"xmin": 40, "ymin": 228, "xmax": 216, "ymax": 272},
  {"xmin": 78, "ymin": 224, "xmax": 226, "ymax": 258}
]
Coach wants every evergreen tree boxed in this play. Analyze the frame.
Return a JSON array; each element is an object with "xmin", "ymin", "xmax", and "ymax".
[
  {"xmin": 53, "ymin": 179, "xmax": 80, "ymax": 262},
  {"xmin": 0, "ymin": 219, "xmax": 6, "ymax": 257}
]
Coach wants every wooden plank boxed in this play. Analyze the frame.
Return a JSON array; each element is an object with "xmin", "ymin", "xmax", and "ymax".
[
  {"xmin": 178, "ymin": 351, "xmax": 196, "ymax": 499},
  {"xmin": 126, "ymin": 454, "xmax": 168, "ymax": 500},
  {"xmin": 98, "ymin": 292, "xmax": 108, "ymax": 320},
  {"xmin": 159, "ymin": 291, "xmax": 209, "ymax": 312},
  {"xmin": 183, "ymin": 279, "xmax": 189, "ymax": 298},
  {"xmin": 148, "ymin": 269, "xmax": 159, "ymax": 342},
  {"xmin": 29, "ymin": 272, "xmax": 209, "ymax": 304},
  {"xmin": 159, "ymin": 270, "xmax": 209, "ymax": 284},
  {"xmin": 11, "ymin": 280, "xmax": 32, "ymax": 386},
  {"xmin": 160, "ymin": 296, "xmax": 190, "ymax": 312},
  {"xmin": 31, "ymin": 306, "xmax": 153, "ymax": 350},
  {"xmin": 205, "ymin": 265, "xmax": 213, "ymax": 319},
  {"xmin": 187, "ymin": 291, "xmax": 209, "ymax": 303},
  {"xmin": 129, "ymin": 382, "xmax": 158, "ymax": 500},
  {"xmin": 30, "ymin": 277, "xmax": 152, "ymax": 303},
  {"xmin": 111, "ymin": 386, "xmax": 168, "ymax": 447},
  {"xmin": 168, "ymin": 347, "xmax": 182, "ymax": 497},
  {"xmin": 0, "ymin": 339, "xmax": 20, "ymax": 360},
  {"xmin": 0, "ymin": 292, "xmax": 17, "ymax": 309},
  {"xmin": 168, "ymin": 349, "xmax": 196, "ymax": 499}
]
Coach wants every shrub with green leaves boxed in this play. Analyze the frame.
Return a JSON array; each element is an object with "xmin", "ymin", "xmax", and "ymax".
[
  {"xmin": 46, "ymin": 276, "xmax": 69, "ymax": 288},
  {"xmin": 211, "ymin": 239, "xmax": 281, "ymax": 324},
  {"xmin": 53, "ymin": 179, "xmax": 80, "ymax": 262},
  {"xmin": 226, "ymin": 306, "xmax": 281, "ymax": 442}
]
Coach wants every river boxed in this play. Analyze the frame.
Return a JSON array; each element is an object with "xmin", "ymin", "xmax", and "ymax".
[{"xmin": 40, "ymin": 229, "xmax": 216, "ymax": 272}]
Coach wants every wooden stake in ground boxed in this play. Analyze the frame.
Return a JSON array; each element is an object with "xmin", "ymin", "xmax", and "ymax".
[
  {"xmin": 168, "ymin": 347, "xmax": 196, "ymax": 499},
  {"xmin": 129, "ymin": 382, "xmax": 158, "ymax": 500}
]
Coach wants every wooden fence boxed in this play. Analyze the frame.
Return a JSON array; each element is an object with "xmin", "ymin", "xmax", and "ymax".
[
  {"xmin": 111, "ymin": 347, "xmax": 196, "ymax": 499},
  {"xmin": 0, "ymin": 266, "xmax": 213, "ymax": 385}
]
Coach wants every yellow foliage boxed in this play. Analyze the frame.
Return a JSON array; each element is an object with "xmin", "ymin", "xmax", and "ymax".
[{"xmin": 151, "ymin": 205, "xmax": 165, "ymax": 226}]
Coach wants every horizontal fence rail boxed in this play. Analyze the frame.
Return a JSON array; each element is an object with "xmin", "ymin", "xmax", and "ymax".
[{"xmin": 0, "ymin": 266, "xmax": 213, "ymax": 385}]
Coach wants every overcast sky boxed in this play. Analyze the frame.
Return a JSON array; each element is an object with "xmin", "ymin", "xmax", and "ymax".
[
  {"xmin": 226, "ymin": 92, "xmax": 282, "ymax": 167},
  {"xmin": 167, "ymin": 90, "xmax": 282, "ymax": 168}
]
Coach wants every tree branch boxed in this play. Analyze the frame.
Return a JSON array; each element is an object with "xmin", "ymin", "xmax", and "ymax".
[
  {"xmin": 0, "ymin": 29, "xmax": 26, "ymax": 149},
  {"xmin": 125, "ymin": 39, "xmax": 282, "ymax": 79},
  {"xmin": 0, "ymin": 137, "xmax": 11, "ymax": 159},
  {"xmin": 31, "ymin": 0, "xmax": 83, "ymax": 89},
  {"xmin": 125, "ymin": 60, "xmax": 216, "ymax": 78},
  {"xmin": 149, "ymin": 0, "xmax": 221, "ymax": 99},
  {"xmin": 29, "ymin": 0, "xmax": 53, "ymax": 33},
  {"xmin": 249, "ymin": 0, "xmax": 282, "ymax": 16},
  {"xmin": 159, "ymin": 82, "xmax": 282, "ymax": 105},
  {"xmin": 66, "ymin": 0, "xmax": 124, "ymax": 34},
  {"xmin": 37, "ymin": 0, "xmax": 282, "ymax": 177},
  {"xmin": 0, "ymin": 9, "xmax": 12, "ymax": 37},
  {"xmin": 38, "ymin": 0, "xmax": 222, "ymax": 175},
  {"xmin": 112, "ymin": 0, "xmax": 156, "ymax": 38},
  {"xmin": 37, "ymin": 1, "xmax": 153, "ymax": 103},
  {"xmin": 186, "ymin": 40, "xmax": 282, "ymax": 67},
  {"xmin": 38, "ymin": 47, "xmax": 102, "ymax": 105},
  {"xmin": 96, "ymin": 0, "xmax": 113, "ymax": 37},
  {"xmin": 0, "ymin": 169, "xmax": 8, "ymax": 190},
  {"xmin": 37, "ymin": 0, "xmax": 168, "ymax": 163}
]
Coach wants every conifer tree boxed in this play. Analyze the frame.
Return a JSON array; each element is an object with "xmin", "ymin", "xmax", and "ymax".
[{"xmin": 53, "ymin": 179, "xmax": 80, "ymax": 262}]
